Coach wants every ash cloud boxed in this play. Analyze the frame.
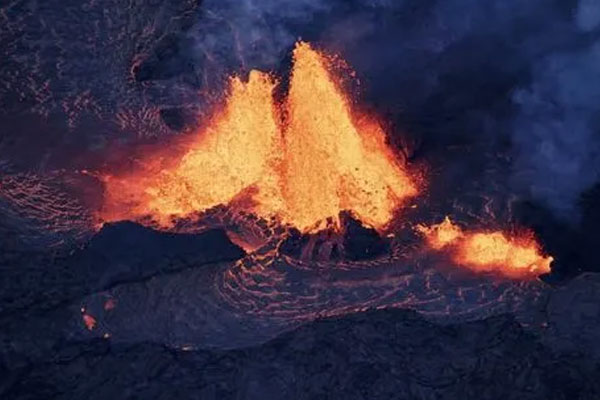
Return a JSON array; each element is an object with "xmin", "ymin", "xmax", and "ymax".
[
  {"xmin": 576, "ymin": 0, "xmax": 600, "ymax": 31},
  {"xmin": 190, "ymin": 0, "xmax": 334, "ymax": 78},
  {"xmin": 511, "ymin": 41, "xmax": 600, "ymax": 218}
]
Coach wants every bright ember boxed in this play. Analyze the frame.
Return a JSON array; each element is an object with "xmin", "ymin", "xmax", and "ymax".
[
  {"xmin": 417, "ymin": 217, "xmax": 553, "ymax": 278},
  {"xmin": 100, "ymin": 42, "xmax": 417, "ymax": 232}
]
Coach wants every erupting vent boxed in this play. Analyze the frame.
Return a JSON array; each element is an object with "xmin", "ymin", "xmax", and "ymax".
[
  {"xmin": 101, "ymin": 42, "xmax": 417, "ymax": 232},
  {"xmin": 93, "ymin": 41, "xmax": 553, "ymax": 279},
  {"xmin": 417, "ymin": 217, "xmax": 553, "ymax": 278}
]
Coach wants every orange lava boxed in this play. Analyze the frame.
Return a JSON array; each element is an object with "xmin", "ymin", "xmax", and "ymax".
[
  {"xmin": 82, "ymin": 314, "xmax": 97, "ymax": 330},
  {"xmin": 282, "ymin": 42, "xmax": 417, "ymax": 231},
  {"xmin": 101, "ymin": 70, "xmax": 282, "ymax": 227},
  {"xmin": 417, "ymin": 217, "xmax": 553, "ymax": 278},
  {"xmin": 100, "ymin": 42, "xmax": 417, "ymax": 232},
  {"xmin": 104, "ymin": 298, "xmax": 117, "ymax": 311},
  {"xmin": 416, "ymin": 216, "xmax": 462, "ymax": 250}
]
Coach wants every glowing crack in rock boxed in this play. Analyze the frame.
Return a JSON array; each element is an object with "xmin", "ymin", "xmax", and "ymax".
[
  {"xmin": 417, "ymin": 217, "xmax": 553, "ymax": 279},
  {"xmin": 100, "ymin": 42, "xmax": 417, "ymax": 233},
  {"xmin": 82, "ymin": 313, "xmax": 97, "ymax": 331}
]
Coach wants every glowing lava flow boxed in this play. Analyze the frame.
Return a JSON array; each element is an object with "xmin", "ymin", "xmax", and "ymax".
[
  {"xmin": 417, "ymin": 217, "xmax": 553, "ymax": 278},
  {"xmin": 100, "ymin": 42, "xmax": 417, "ymax": 232},
  {"xmin": 102, "ymin": 70, "xmax": 283, "ymax": 227}
]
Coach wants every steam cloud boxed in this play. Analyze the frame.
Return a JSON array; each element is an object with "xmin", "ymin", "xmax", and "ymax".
[
  {"xmin": 192, "ymin": 0, "xmax": 600, "ymax": 221},
  {"xmin": 511, "ymin": 41, "xmax": 600, "ymax": 218}
]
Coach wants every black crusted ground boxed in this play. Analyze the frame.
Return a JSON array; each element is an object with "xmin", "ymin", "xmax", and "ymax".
[{"xmin": 1, "ymin": 309, "xmax": 599, "ymax": 400}]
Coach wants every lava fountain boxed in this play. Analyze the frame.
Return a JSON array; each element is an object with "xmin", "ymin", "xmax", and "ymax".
[
  {"xmin": 100, "ymin": 70, "xmax": 283, "ymax": 228},
  {"xmin": 417, "ymin": 217, "xmax": 553, "ymax": 279},
  {"xmin": 281, "ymin": 42, "xmax": 416, "ymax": 231},
  {"xmin": 100, "ymin": 41, "xmax": 417, "ymax": 233},
  {"xmin": 96, "ymin": 40, "xmax": 553, "ymax": 280}
]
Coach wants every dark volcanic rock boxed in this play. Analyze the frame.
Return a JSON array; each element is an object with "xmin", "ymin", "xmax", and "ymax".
[
  {"xmin": 74, "ymin": 221, "xmax": 246, "ymax": 288},
  {"xmin": 279, "ymin": 225, "xmax": 345, "ymax": 262},
  {"xmin": 340, "ymin": 212, "xmax": 390, "ymax": 261},
  {"xmin": 0, "ymin": 221, "xmax": 245, "ymax": 319},
  {"xmin": 1, "ymin": 309, "xmax": 598, "ymax": 400},
  {"xmin": 279, "ymin": 213, "xmax": 389, "ymax": 262},
  {"xmin": 279, "ymin": 228, "xmax": 312, "ymax": 259},
  {"xmin": 545, "ymin": 273, "xmax": 600, "ymax": 360},
  {"xmin": 133, "ymin": 34, "xmax": 197, "ymax": 83},
  {"xmin": 86, "ymin": 221, "xmax": 244, "ymax": 264},
  {"xmin": 159, "ymin": 107, "xmax": 195, "ymax": 132}
]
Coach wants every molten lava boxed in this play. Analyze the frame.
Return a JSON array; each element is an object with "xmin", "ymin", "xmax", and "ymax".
[
  {"xmin": 101, "ymin": 42, "xmax": 417, "ymax": 232},
  {"xmin": 282, "ymin": 42, "xmax": 416, "ymax": 231},
  {"xmin": 82, "ymin": 313, "xmax": 97, "ymax": 331},
  {"xmin": 417, "ymin": 217, "xmax": 553, "ymax": 278},
  {"xmin": 416, "ymin": 216, "xmax": 462, "ymax": 250},
  {"xmin": 101, "ymin": 70, "xmax": 282, "ymax": 226}
]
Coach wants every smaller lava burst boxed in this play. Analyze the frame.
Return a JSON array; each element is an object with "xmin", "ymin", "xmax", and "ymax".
[
  {"xmin": 81, "ymin": 310, "xmax": 97, "ymax": 331},
  {"xmin": 99, "ymin": 41, "xmax": 417, "ymax": 233},
  {"xmin": 417, "ymin": 217, "xmax": 553, "ymax": 279}
]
